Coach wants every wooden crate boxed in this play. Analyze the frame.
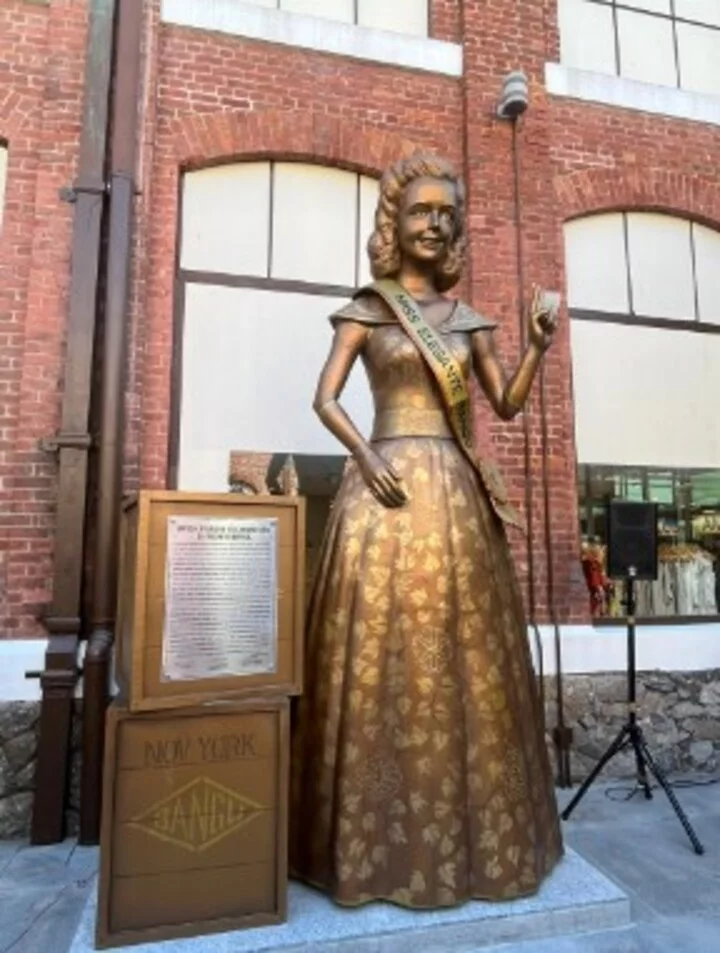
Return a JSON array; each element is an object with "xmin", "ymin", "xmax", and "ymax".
[
  {"xmin": 116, "ymin": 491, "xmax": 305, "ymax": 711},
  {"xmin": 97, "ymin": 698, "xmax": 289, "ymax": 948}
]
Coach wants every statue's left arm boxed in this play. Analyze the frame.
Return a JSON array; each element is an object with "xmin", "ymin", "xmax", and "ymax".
[{"xmin": 470, "ymin": 290, "xmax": 559, "ymax": 421}]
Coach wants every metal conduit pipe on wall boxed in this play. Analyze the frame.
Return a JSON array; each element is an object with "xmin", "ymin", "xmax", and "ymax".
[
  {"xmin": 80, "ymin": 0, "xmax": 144, "ymax": 846},
  {"xmin": 29, "ymin": 0, "xmax": 116, "ymax": 846}
]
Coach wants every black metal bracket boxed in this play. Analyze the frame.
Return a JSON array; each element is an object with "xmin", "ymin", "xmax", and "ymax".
[
  {"xmin": 39, "ymin": 432, "xmax": 93, "ymax": 454},
  {"xmin": 26, "ymin": 667, "xmax": 82, "ymax": 687},
  {"xmin": 59, "ymin": 179, "xmax": 110, "ymax": 203}
]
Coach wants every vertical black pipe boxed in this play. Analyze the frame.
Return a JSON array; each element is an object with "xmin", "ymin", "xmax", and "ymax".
[
  {"xmin": 30, "ymin": 0, "xmax": 115, "ymax": 846},
  {"xmin": 510, "ymin": 120, "xmax": 544, "ymax": 715},
  {"xmin": 79, "ymin": 0, "xmax": 144, "ymax": 846}
]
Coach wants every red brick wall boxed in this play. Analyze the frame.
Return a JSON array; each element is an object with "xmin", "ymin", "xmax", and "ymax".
[
  {"xmin": 132, "ymin": 6, "xmax": 463, "ymax": 496},
  {"xmin": 5, "ymin": 0, "xmax": 720, "ymax": 636},
  {"xmin": 129, "ymin": 0, "xmax": 589, "ymax": 623},
  {"xmin": 0, "ymin": 0, "xmax": 90, "ymax": 638}
]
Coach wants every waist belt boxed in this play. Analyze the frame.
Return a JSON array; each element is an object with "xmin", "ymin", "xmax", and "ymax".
[{"xmin": 371, "ymin": 407, "xmax": 453, "ymax": 440}]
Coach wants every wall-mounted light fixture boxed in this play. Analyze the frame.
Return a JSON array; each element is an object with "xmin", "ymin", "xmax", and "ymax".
[{"xmin": 497, "ymin": 70, "xmax": 529, "ymax": 120}]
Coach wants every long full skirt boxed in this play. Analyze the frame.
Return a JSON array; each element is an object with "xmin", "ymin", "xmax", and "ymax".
[{"xmin": 290, "ymin": 436, "xmax": 562, "ymax": 907}]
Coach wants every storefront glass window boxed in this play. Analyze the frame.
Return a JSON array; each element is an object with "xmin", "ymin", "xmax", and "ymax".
[{"xmin": 579, "ymin": 464, "xmax": 720, "ymax": 619}]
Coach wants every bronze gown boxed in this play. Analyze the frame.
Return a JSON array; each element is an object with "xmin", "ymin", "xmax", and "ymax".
[{"xmin": 290, "ymin": 293, "xmax": 563, "ymax": 908}]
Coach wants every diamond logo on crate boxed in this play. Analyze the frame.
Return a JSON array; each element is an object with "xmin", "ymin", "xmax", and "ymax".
[{"xmin": 129, "ymin": 777, "xmax": 264, "ymax": 852}]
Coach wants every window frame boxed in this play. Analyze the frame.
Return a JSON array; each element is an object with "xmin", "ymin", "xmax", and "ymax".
[
  {"xmin": 567, "ymin": 0, "xmax": 720, "ymax": 94},
  {"xmin": 579, "ymin": 462, "xmax": 720, "ymax": 625},
  {"xmin": 169, "ymin": 160, "xmax": 378, "ymax": 489},
  {"xmin": 567, "ymin": 212, "xmax": 720, "ymax": 333},
  {"xmin": 245, "ymin": 0, "xmax": 431, "ymax": 37}
]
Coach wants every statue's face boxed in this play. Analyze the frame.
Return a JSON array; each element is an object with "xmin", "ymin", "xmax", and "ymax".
[{"xmin": 398, "ymin": 176, "xmax": 457, "ymax": 268}]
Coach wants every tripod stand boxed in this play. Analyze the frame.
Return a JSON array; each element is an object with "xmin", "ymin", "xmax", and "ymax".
[{"xmin": 561, "ymin": 566, "xmax": 705, "ymax": 855}]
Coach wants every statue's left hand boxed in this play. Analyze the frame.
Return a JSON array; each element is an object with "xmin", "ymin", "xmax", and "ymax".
[{"xmin": 528, "ymin": 286, "xmax": 560, "ymax": 352}]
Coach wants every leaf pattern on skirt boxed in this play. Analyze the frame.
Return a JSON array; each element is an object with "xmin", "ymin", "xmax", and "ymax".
[{"xmin": 290, "ymin": 437, "xmax": 562, "ymax": 908}]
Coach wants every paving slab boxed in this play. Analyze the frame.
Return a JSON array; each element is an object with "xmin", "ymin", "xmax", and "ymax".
[
  {"xmin": 566, "ymin": 812, "xmax": 719, "ymax": 918},
  {"xmin": 68, "ymin": 849, "xmax": 629, "ymax": 953}
]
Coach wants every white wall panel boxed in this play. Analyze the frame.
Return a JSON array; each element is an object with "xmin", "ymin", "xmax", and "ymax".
[
  {"xmin": 675, "ymin": 0, "xmax": 720, "ymax": 27},
  {"xmin": 280, "ymin": 0, "xmax": 353, "ymax": 23},
  {"xmin": 617, "ymin": 9, "xmax": 677, "ymax": 87},
  {"xmin": 694, "ymin": 224, "xmax": 720, "ymax": 325},
  {"xmin": 570, "ymin": 321, "xmax": 720, "ymax": 468},
  {"xmin": 627, "ymin": 214, "xmax": 695, "ymax": 319},
  {"xmin": 358, "ymin": 0, "xmax": 428, "ymax": 37},
  {"xmin": 564, "ymin": 215, "xmax": 629, "ymax": 312},
  {"xmin": 178, "ymin": 284, "xmax": 373, "ymax": 490},
  {"xmin": 357, "ymin": 175, "xmax": 378, "ymax": 287},
  {"xmin": 558, "ymin": 0, "xmax": 617, "ymax": 75},
  {"xmin": 622, "ymin": 0, "xmax": 671, "ymax": 12},
  {"xmin": 271, "ymin": 163, "xmax": 357, "ymax": 286},
  {"xmin": 677, "ymin": 22, "xmax": 720, "ymax": 97},
  {"xmin": 181, "ymin": 163, "xmax": 271, "ymax": 275}
]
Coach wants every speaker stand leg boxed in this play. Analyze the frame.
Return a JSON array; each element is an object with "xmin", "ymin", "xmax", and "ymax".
[
  {"xmin": 561, "ymin": 723, "xmax": 628, "ymax": 821},
  {"xmin": 635, "ymin": 730, "xmax": 705, "ymax": 855}
]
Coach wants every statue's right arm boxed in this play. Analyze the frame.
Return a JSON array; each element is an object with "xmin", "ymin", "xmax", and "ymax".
[
  {"xmin": 313, "ymin": 320, "xmax": 407, "ymax": 507},
  {"xmin": 312, "ymin": 320, "xmax": 371, "ymax": 458}
]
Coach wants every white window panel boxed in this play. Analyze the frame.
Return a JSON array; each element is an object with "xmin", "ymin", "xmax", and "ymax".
[
  {"xmin": 564, "ymin": 214, "xmax": 629, "ymax": 313},
  {"xmin": 358, "ymin": 0, "xmax": 428, "ymax": 37},
  {"xmin": 621, "ymin": 0, "xmax": 671, "ymax": 13},
  {"xmin": 240, "ymin": 0, "xmax": 276, "ymax": 6},
  {"xmin": 357, "ymin": 175, "xmax": 378, "ymax": 288},
  {"xmin": 694, "ymin": 224, "xmax": 720, "ymax": 325},
  {"xmin": 272, "ymin": 163, "xmax": 357, "ymax": 286},
  {"xmin": 626, "ymin": 214, "xmax": 695, "ymax": 319},
  {"xmin": 617, "ymin": 9, "xmax": 677, "ymax": 87},
  {"xmin": 677, "ymin": 22, "xmax": 720, "ymax": 96},
  {"xmin": 675, "ymin": 0, "xmax": 720, "ymax": 28},
  {"xmin": 181, "ymin": 162, "xmax": 271, "ymax": 276},
  {"xmin": 571, "ymin": 322, "xmax": 720, "ymax": 468},
  {"xmin": 0, "ymin": 146, "xmax": 7, "ymax": 231},
  {"xmin": 280, "ymin": 0, "xmax": 354, "ymax": 24},
  {"xmin": 558, "ymin": 0, "xmax": 617, "ymax": 75},
  {"xmin": 178, "ymin": 284, "xmax": 373, "ymax": 490}
]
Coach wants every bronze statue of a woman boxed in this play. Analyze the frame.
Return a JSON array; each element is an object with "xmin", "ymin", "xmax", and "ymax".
[{"xmin": 290, "ymin": 155, "xmax": 563, "ymax": 908}]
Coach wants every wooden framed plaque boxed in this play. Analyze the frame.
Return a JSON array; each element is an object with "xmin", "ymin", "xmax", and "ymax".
[
  {"xmin": 96, "ymin": 698, "xmax": 289, "ymax": 948},
  {"xmin": 116, "ymin": 491, "xmax": 305, "ymax": 711}
]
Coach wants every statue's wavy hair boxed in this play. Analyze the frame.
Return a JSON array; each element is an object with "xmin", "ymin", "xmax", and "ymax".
[{"xmin": 367, "ymin": 154, "xmax": 466, "ymax": 293}]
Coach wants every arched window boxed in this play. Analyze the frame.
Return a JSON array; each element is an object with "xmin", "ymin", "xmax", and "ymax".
[
  {"xmin": 236, "ymin": 0, "xmax": 429, "ymax": 36},
  {"xmin": 174, "ymin": 161, "xmax": 378, "ymax": 493},
  {"xmin": 565, "ymin": 212, "xmax": 720, "ymax": 322},
  {"xmin": 565, "ymin": 212, "xmax": 720, "ymax": 619},
  {"xmin": 558, "ymin": 0, "xmax": 720, "ymax": 97}
]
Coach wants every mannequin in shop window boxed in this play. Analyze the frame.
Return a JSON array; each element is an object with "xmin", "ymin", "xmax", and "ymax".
[{"xmin": 289, "ymin": 155, "xmax": 563, "ymax": 908}]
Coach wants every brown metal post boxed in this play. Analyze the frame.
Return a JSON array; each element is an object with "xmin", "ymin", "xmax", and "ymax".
[
  {"xmin": 79, "ymin": 0, "xmax": 144, "ymax": 845},
  {"xmin": 30, "ymin": 0, "xmax": 115, "ymax": 846}
]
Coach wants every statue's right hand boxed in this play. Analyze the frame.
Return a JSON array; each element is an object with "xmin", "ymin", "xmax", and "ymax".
[{"xmin": 354, "ymin": 446, "xmax": 408, "ymax": 508}]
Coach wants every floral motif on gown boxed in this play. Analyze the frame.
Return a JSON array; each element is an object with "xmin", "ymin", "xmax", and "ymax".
[{"xmin": 289, "ymin": 293, "xmax": 563, "ymax": 908}]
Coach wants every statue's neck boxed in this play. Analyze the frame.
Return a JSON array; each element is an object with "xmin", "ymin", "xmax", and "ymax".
[{"xmin": 396, "ymin": 262, "xmax": 442, "ymax": 304}]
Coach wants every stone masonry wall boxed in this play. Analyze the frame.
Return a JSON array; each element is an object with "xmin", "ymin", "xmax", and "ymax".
[
  {"xmin": 544, "ymin": 670, "xmax": 720, "ymax": 783},
  {"xmin": 0, "ymin": 701, "xmax": 82, "ymax": 839},
  {"xmin": 1, "ymin": 675, "xmax": 718, "ymax": 838}
]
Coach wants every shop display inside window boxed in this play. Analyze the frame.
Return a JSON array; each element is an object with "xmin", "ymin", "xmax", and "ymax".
[{"xmin": 579, "ymin": 465, "xmax": 720, "ymax": 619}]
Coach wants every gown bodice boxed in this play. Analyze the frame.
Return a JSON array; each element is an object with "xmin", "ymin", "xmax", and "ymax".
[{"xmin": 331, "ymin": 291, "xmax": 496, "ymax": 441}]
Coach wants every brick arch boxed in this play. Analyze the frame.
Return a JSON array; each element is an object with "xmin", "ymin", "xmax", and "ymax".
[
  {"xmin": 555, "ymin": 167, "xmax": 720, "ymax": 232},
  {"xmin": 173, "ymin": 110, "xmax": 425, "ymax": 177},
  {"xmin": 0, "ymin": 89, "xmax": 35, "ymax": 140}
]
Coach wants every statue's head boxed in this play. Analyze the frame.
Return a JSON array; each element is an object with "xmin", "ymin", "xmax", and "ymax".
[{"xmin": 368, "ymin": 154, "xmax": 466, "ymax": 293}]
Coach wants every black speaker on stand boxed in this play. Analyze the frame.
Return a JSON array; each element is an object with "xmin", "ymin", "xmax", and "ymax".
[{"xmin": 561, "ymin": 501, "xmax": 704, "ymax": 854}]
